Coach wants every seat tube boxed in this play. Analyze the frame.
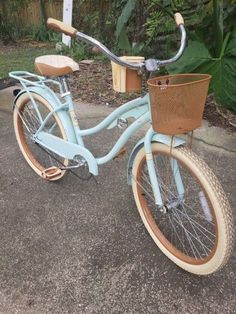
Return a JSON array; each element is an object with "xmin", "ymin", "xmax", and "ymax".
[
  {"xmin": 58, "ymin": 76, "xmax": 84, "ymax": 146},
  {"xmin": 144, "ymin": 127, "xmax": 163, "ymax": 206},
  {"xmin": 63, "ymin": 94, "xmax": 84, "ymax": 146}
]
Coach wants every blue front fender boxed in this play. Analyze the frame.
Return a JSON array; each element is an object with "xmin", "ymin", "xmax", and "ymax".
[{"xmin": 127, "ymin": 133, "xmax": 186, "ymax": 185}]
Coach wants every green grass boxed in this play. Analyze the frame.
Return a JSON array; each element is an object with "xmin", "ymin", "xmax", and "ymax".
[{"xmin": 0, "ymin": 45, "xmax": 57, "ymax": 78}]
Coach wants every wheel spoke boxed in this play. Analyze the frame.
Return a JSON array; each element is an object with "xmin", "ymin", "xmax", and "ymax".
[
  {"xmin": 173, "ymin": 206, "xmax": 215, "ymax": 241},
  {"xmin": 171, "ymin": 214, "xmax": 211, "ymax": 256},
  {"xmin": 15, "ymin": 97, "xmax": 67, "ymax": 176},
  {"xmin": 132, "ymin": 174, "xmax": 155, "ymax": 203},
  {"xmin": 133, "ymin": 146, "xmax": 218, "ymax": 265}
]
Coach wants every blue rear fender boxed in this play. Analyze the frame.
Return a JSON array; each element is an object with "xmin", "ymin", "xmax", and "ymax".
[
  {"xmin": 14, "ymin": 86, "xmax": 77, "ymax": 144},
  {"xmin": 127, "ymin": 134, "xmax": 186, "ymax": 185},
  {"xmin": 14, "ymin": 87, "xmax": 99, "ymax": 175}
]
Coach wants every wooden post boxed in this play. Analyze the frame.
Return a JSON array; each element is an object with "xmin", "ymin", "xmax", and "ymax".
[{"xmin": 62, "ymin": 0, "xmax": 73, "ymax": 47}]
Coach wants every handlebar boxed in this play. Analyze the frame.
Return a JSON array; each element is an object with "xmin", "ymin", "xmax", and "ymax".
[
  {"xmin": 47, "ymin": 18, "xmax": 77, "ymax": 37},
  {"xmin": 174, "ymin": 12, "xmax": 184, "ymax": 27},
  {"xmin": 47, "ymin": 12, "xmax": 186, "ymax": 72}
]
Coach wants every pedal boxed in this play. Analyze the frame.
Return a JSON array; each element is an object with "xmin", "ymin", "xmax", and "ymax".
[
  {"xmin": 113, "ymin": 146, "xmax": 126, "ymax": 159},
  {"xmin": 41, "ymin": 166, "xmax": 62, "ymax": 180}
]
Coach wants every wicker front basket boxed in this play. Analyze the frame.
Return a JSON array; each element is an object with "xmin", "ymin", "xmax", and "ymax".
[{"xmin": 148, "ymin": 74, "xmax": 211, "ymax": 135}]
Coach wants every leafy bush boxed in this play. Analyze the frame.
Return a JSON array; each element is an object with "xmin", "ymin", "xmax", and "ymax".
[
  {"xmin": 113, "ymin": 0, "xmax": 236, "ymax": 111},
  {"xmin": 0, "ymin": 12, "xmax": 16, "ymax": 43},
  {"xmin": 167, "ymin": 0, "xmax": 236, "ymax": 112},
  {"xmin": 29, "ymin": 23, "xmax": 50, "ymax": 42},
  {"xmin": 55, "ymin": 40, "xmax": 94, "ymax": 62},
  {"xmin": 1, "ymin": 0, "xmax": 235, "ymax": 112},
  {"xmin": 0, "ymin": 0, "xmax": 29, "ymax": 42}
]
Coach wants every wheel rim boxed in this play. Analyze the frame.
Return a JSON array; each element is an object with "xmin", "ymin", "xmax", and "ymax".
[
  {"xmin": 135, "ymin": 150, "xmax": 218, "ymax": 265},
  {"xmin": 14, "ymin": 96, "xmax": 68, "ymax": 176}
]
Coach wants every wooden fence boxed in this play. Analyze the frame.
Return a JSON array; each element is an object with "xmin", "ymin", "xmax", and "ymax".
[
  {"xmin": 0, "ymin": 0, "xmax": 113, "ymax": 28},
  {"xmin": 0, "ymin": 0, "xmax": 63, "ymax": 27},
  {"xmin": 0, "ymin": 0, "xmax": 147, "ymax": 43}
]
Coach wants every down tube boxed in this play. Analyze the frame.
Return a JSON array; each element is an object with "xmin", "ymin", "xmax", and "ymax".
[{"xmin": 96, "ymin": 112, "xmax": 150, "ymax": 165}]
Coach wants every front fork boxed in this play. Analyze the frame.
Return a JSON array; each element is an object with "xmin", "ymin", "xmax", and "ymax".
[{"xmin": 144, "ymin": 127, "xmax": 185, "ymax": 206}]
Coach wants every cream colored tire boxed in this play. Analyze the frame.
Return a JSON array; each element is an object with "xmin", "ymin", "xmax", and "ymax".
[
  {"xmin": 132, "ymin": 143, "xmax": 234, "ymax": 275},
  {"xmin": 13, "ymin": 92, "xmax": 68, "ymax": 181}
]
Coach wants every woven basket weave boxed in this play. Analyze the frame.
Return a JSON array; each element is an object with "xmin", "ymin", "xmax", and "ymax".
[{"xmin": 148, "ymin": 74, "xmax": 211, "ymax": 135}]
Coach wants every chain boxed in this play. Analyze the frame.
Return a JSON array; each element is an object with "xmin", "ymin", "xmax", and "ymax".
[{"xmin": 35, "ymin": 142, "xmax": 98, "ymax": 183}]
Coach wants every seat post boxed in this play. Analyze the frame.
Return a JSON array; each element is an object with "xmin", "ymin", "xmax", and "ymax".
[{"xmin": 58, "ymin": 76, "xmax": 70, "ymax": 94}]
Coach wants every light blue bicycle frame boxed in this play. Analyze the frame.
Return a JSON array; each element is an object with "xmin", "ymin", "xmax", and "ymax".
[{"xmin": 10, "ymin": 71, "xmax": 186, "ymax": 207}]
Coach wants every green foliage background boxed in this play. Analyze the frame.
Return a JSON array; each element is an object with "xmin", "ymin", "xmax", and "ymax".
[{"xmin": 0, "ymin": 0, "xmax": 235, "ymax": 111}]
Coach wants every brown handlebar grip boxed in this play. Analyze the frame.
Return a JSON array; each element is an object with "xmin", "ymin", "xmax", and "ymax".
[
  {"xmin": 47, "ymin": 18, "xmax": 77, "ymax": 37},
  {"xmin": 174, "ymin": 13, "xmax": 184, "ymax": 27}
]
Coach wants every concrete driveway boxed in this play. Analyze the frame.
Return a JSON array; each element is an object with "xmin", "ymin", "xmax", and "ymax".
[{"xmin": 0, "ymin": 89, "xmax": 235, "ymax": 313}]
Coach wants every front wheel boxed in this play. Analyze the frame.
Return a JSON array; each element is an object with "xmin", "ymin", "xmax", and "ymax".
[{"xmin": 132, "ymin": 143, "xmax": 234, "ymax": 275}]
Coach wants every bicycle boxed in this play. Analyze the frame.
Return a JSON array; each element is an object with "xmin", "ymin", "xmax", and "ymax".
[{"xmin": 9, "ymin": 13, "xmax": 234, "ymax": 275}]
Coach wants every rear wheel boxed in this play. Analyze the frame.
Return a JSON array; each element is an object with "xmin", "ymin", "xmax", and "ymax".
[
  {"xmin": 132, "ymin": 143, "xmax": 234, "ymax": 275},
  {"xmin": 13, "ymin": 93, "xmax": 68, "ymax": 180}
]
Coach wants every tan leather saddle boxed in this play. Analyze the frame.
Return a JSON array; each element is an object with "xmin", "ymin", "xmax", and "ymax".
[{"xmin": 35, "ymin": 55, "xmax": 79, "ymax": 76}]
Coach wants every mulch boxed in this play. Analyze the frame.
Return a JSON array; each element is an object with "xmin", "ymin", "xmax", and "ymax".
[
  {"xmin": 203, "ymin": 95, "xmax": 236, "ymax": 132},
  {"xmin": 1, "ymin": 59, "xmax": 235, "ymax": 133},
  {"xmin": 69, "ymin": 61, "xmax": 236, "ymax": 133},
  {"xmin": 68, "ymin": 61, "xmax": 141, "ymax": 107}
]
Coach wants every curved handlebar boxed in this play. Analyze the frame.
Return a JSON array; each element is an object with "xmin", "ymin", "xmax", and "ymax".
[
  {"xmin": 76, "ymin": 32, "xmax": 144, "ymax": 71},
  {"xmin": 158, "ymin": 24, "xmax": 186, "ymax": 67},
  {"xmin": 47, "ymin": 12, "xmax": 186, "ymax": 71}
]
